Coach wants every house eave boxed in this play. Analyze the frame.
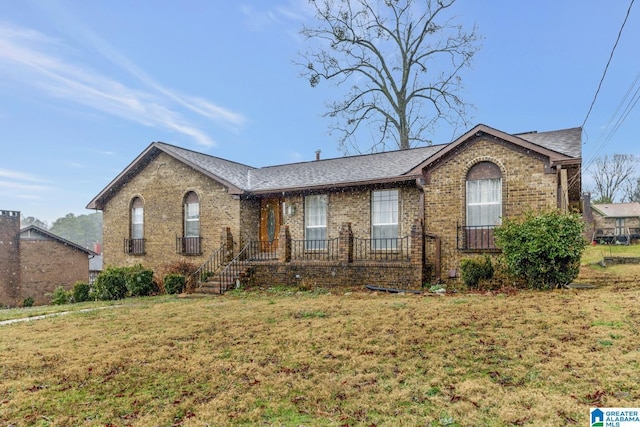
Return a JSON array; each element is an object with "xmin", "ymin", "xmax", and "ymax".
[{"xmin": 247, "ymin": 175, "xmax": 423, "ymax": 196}]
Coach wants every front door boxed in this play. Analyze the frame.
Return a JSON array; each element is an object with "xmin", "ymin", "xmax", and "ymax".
[{"xmin": 260, "ymin": 198, "xmax": 281, "ymax": 252}]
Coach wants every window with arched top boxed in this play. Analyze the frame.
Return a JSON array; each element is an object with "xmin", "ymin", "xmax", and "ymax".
[
  {"xmin": 184, "ymin": 192, "xmax": 200, "ymax": 237},
  {"xmin": 179, "ymin": 191, "xmax": 202, "ymax": 255},
  {"xmin": 463, "ymin": 162, "xmax": 501, "ymax": 250},
  {"xmin": 131, "ymin": 197, "xmax": 144, "ymax": 239},
  {"xmin": 127, "ymin": 197, "xmax": 145, "ymax": 254},
  {"xmin": 466, "ymin": 162, "xmax": 502, "ymax": 227}
]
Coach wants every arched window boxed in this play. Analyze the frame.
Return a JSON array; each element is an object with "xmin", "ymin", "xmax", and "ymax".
[
  {"xmin": 464, "ymin": 162, "xmax": 501, "ymax": 250},
  {"xmin": 184, "ymin": 192, "xmax": 200, "ymax": 237},
  {"xmin": 131, "ymin": 197, "xmax": 144, "ymax": 239},
  {"xmin": 180, "ymin": 191, "xmax": 201, "ymax": 255},
  {"xmin": 466, "ymin": 162, "xmax": 502, "ymax": 227},
  {"xmin": 128, "ymin": 196, "xmax": 145, "ymax": 255}
]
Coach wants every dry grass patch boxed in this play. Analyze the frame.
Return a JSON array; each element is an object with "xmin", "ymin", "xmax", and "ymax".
[{"xmin": 1, "ymin": 287, "xmax": 639, "ymax": 426}]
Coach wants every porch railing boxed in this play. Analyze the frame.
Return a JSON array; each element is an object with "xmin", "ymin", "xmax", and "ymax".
[
  {"xmin": 193, "ymin": 243, "xmax": 226, "ymax": 287},
  {"xmin": 354, "ymin": 236, "xmax": 409, "ymax": 261},
  {"xmin": 291, "ymin": 238, "xmax": 339, "ymax": 261},
  {"xmin": 176, "ymin": 236, "xmax": 203, "ymax": 255},
  {"xmin": 124, "ymin": 238, "xmax": 146, "ymax": 255},
  {"xmin": 249, "ymin": 239, "xmax": 279, "ymax": 260},
  {"xmin": 457, "ymin": 225, "xmax": 498, "ymax": 250}
]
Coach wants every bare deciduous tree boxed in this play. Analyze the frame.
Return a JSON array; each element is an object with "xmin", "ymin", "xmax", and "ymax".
[
  {"xmin": 590, "ymin": 154, "xmax": 637, "ymax": 203},
  {"xmin": 298, "ymin": 0, "xmax": 480, "ymax": 154}
]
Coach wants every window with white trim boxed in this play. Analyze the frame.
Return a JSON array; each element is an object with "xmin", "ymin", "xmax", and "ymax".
[
  {"xmin": 131, "ymin": 197, "xmax": 144, "ymax": 239},
  {"xmin": 372, "ymin": 189, "xmax": 398, "ymax": 249},
  {"xmin": 184, "ymin": 191, "xmax": 200, "ymax": 237},
  {"xmin": 305, "ymin": 194, "xmax": 327, "ymax": 250},
  {"xmin": 466, "ymin": 162, "xmax": 502, "ymax": 227}
]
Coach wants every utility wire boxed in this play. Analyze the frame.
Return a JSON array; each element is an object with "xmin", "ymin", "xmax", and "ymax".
[{"xmin": 581, "ymin": 0, "xmax": 635, "ymax": 129}]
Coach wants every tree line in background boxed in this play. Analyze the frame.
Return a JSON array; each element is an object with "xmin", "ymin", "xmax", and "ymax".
[
  {"xmin": 588, "ymin": 154, "xmax": 640, "ymax": 204},
  {"xmin": 20, "ymin": 212, "xmax": 102, "ymax": 250}
]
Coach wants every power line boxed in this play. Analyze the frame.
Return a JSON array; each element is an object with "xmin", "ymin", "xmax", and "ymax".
[{"xmin": 581, "ymin": 0, "xmax": 635, "ymax": 129}]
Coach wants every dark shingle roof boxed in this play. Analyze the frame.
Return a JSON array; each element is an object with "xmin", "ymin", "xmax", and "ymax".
[
  {"xmin": 87, "ymin": 124, "xmax": 581, "ymax": 208},
  {"xmin": 245, "ymin": 145, "xmax": 445, "ymax": 192},
  {"xmin": 515, "ymin": 127, "xmax": 582, "ymax": 158}
]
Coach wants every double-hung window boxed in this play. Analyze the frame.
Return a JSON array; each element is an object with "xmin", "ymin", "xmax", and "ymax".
[
  {"xmin": 131, "ymin": 197, "xmax": 144, "ymax": 240},
  {"xmin": 184, "ymin": 192, "xmax": 200, "ymax": 238},
  {"xmin": 305, "ymin": 194, "xmax": 327, "ymax": 250},
  {"xmin": 372, "ymin": 189, "xmax": 398, "ymax": 250}
]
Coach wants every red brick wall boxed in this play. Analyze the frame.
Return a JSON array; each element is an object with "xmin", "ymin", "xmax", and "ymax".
[
  {"xmin": 20, "ymin": 240, "xmax": 90, "ymax": 306},
  {"xmin": 0, "ymin": 211, "xmax": 21, "ymax": 306}
]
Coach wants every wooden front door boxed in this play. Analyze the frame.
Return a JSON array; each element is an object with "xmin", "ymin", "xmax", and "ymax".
[{"xmin": 259, "ymin": 198, "xmax": 281, "ymax": 252}]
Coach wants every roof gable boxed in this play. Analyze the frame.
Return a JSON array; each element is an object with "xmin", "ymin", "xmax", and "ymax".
[
  {"xmin": 20, "ymin": 225, "xmax": 96, "ymax": 255},
  {"xmin": 408, "ymin": 124, "xmax": 581, "ymax": 175}
]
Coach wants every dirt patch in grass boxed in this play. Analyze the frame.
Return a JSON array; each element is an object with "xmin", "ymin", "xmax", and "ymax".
[{"xmin": 1, "ymin": 286, "xmax": 639, "ymax": 426}]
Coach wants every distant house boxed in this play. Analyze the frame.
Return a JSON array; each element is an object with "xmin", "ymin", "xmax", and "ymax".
[
  {"xmin": 590, "ymin": 202, "xmax": 640, "ymax": 244},
  {"xmin": 0, "ymin": 212, "xmax": 97, "ymax": 306},
  {"xmin": 86, "ymin": 124, "xmax": 582, "ymax": 292}
]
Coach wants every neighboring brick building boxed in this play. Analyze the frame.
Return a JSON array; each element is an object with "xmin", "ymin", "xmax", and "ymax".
[
  {"xmin": 87, "ymin": 124, "xmax": 582, "ymax": 291},
  {"xmin": 0, "ymin": 215, "xmax": 96, "ymax": 306},
  {"xmin": 589, "ymin": 202, "xmax": 640, "ymax": 244}
]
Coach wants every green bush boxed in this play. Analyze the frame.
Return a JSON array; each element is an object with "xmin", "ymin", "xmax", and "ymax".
[
  {"xmin": 51, "ymin": 286, "xmax": 71, "ymax": 305},
  {"xmin": 93, "ymin": 267, "xmax": 128, "ymax": 300},
  {"xmin": 460, "ymin": 255, "xmax": 494, "ymax": 288},
  {"xmin": 164, "ymin": 274, "xmax": 186, "ymax": 295},
  {"xmin": 72, "ymin": 281, "xmax": 91, "ymax": 303},
  {"xmin": 494, "ymin": 211, "xmax": 586, "ymax": 290},
  {"xmin": 22, "ymin": 296, "xmax": 35, "ymax": 307},
  {"xmin": 125, "ymin": 264, "xmax": 155, "ymax": 297}
]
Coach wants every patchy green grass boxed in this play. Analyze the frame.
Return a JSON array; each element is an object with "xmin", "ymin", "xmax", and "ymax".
[{"xmin": 1, "ymin": 285, "xmax": 639, "ymax": 426}]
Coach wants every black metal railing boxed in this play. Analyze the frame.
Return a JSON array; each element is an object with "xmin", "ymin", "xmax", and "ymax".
[
  {"xmin": 247, "ymin": 240, "xmax": 279, "ymax": 260},
  {"xmin": 193, "ymin": 243, "xmax": 226, "ymax": 287},
  {"xmin": 124, "ymin": 238, "xmax": 146, "ymax": 255},
  {"xmin": 176, "ymin": 236, "xmax": 202, "ymax": 255},
  {"xmin": 354, "ymin": 236, "xmax": 409, "ymax": 261},
  {"xmin": 216, "ymin": 242, "xmax": 259, "ymax": 293},
  {"xmin": 457, "ymin": 225, "xmax": 497, "ymax": 250},
  {"xmin": 291, "ymin": 238, "xmax": 339, "ymax": 261}
]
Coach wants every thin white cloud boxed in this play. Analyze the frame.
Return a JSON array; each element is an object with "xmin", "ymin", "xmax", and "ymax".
[
  {"xmin": 0, "ymin": 168, "xmax": 44, "ymax": 182},
  {"xmin": 0, "ymin": 21, "xmax": 243, "ymax": 147},
  {"xmin": 0, "ymin": 180, "xmax": 49, "ymax": 192},
  {"xmin": 241, "ymin": 1, "xmax": 312, "ymax": 31}
]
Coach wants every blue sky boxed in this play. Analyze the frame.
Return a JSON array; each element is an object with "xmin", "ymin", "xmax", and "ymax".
[{"xmin": 0, "ymin": 0, "xmax": 638, "ymax": 225}]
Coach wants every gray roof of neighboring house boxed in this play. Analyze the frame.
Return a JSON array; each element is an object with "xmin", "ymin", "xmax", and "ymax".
[
  {"xmin": 592, "ymin": 202, "xmax": 640, "ymax": 218},
  {"xmin": 19, "ymin": 225, "xmax": 97, "ymax": 255},
  {"xmin": 514, "ymin": 127, "xmax": 582, "ymax": 158},
  {"xmin": 87, "ymin": 124, "xmax": 582, "ymax": 209}
]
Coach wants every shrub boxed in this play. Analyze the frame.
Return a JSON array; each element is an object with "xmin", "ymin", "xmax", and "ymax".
[
  {"xmin": 51, "ymin": 286, "xmax": 71, "ymax": 305},
  {"xmin": 93, "ymin": 267, "xmax": 128, "ymax": 300},
  {"xmin": 72, "ymin": 281, "xmax": 91, "ymax": 303},
  {"xmin": 22, "ymin": 296, "xmax": 35, "ymax": 307},
  {"xmin": 164, "ymin": 274, "xmax": 186, "ymax": 295},
  {"xmin": 161, "ymin": 260, "xmax": 198, "ymax": 293},
  {"xmin": 494, "ymin": 211, "xmax": 586, "ymax": 289},
  {"xmin": 460, "ymin": 255, "xmax": 494, "ymax": 288},
  {"xmin": 125, "ymin": 264, "xmax": 155, "ymax": 297}
]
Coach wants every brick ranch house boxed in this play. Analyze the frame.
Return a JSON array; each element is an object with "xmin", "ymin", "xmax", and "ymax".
[
  {"xmin": 0, "ymin": 211, "xmax": 97, "ymax": 306},
  {"xmin": 589, "ymin": 202, "xmax": 640, "ymax": 244},
  {"xmin": 86, "ymin": 124, "xmax": 582, "ymax": 293}
]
